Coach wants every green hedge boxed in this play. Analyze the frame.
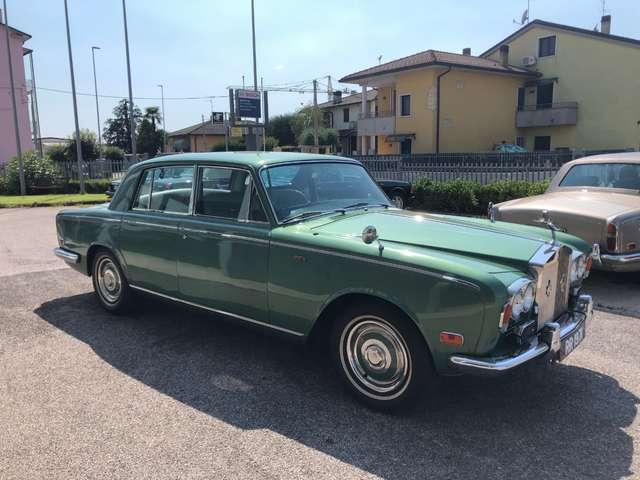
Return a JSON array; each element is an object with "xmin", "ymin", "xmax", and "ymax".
[
  {"xmin": 64, "ymin": 179, "xmax": 112, "ymax": 194},
  {"xmin": 412, "ymin": 178, "xmax": 549, "ymax": 215}
]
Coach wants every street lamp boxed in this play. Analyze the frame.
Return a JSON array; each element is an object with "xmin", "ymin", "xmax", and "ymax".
[
  {"xmin": 63, "ymin": 0, "xmax": 85, "ymax": 194},
  {"xmin": 157, "ymin": 84, "xmax": 166, "ymax": 153},
  {"xmin": 121, "ymin": 0, "xmax": 136, "ymax": 157},
  {"xmin": 91, "ymin": 46, "xmax": 102, "ymax": 159}
]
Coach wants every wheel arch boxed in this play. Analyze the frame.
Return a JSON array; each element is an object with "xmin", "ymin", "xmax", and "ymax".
[
  {"xmin": 308, "ymin": 291, "xmax": 434, "ymax": 359},
  {"xmin": 86, "ymin": 243, "xmax": 129, "ymax": 279}
]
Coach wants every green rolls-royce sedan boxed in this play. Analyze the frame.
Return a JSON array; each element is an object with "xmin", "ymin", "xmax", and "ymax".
[{"xmin": 54, "ymin": 153, "xmax": 595, "ymax": 409}]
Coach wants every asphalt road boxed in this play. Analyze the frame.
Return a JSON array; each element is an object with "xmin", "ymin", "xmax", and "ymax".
[{"xmin": 1, "ymin": 207, "xmax": 638, "ymax": 479}]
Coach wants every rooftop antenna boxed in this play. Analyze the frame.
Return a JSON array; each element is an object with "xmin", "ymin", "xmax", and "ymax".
[
  {"xmin": 601, "ymin": 0, "xmax": 607, "ymax": 17},
  {"xmin": 513, "ymin": 0, "xmax": 530, "ymax": 25},
  {"xmin": 377, "ymin": 55, "xmax": 383, "ymax": 64}
]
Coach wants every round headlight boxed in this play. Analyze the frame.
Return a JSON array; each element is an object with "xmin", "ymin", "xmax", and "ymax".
[
  {"xmin": 508, "ymin": 279, "xmax": 536, "ymax": 321},
  {"xmin": 570, "ymin": 254, "xmax": 587, "ymax": 284}
]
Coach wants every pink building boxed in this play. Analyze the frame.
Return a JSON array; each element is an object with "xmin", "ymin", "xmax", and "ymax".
[{"xmin": 0, "ymin": 20, "xmax": 33, "ymax": 165}]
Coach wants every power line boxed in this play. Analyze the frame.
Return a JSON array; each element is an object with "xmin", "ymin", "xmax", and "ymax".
[{"xmin": 35, "ymin": 86, "xmax": 228, "ymax": 101}]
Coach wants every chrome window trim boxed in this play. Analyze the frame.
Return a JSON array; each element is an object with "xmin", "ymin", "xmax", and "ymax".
[
  {"xmin": 129, "ymin": 164, "xmax": 196, "ymax": 215},
  {"xmin": 129, "ymin": 284, "xmax": 303, "ymax": 337},
  {"xmin": 270, "ymin": 241, "xmax": 480, "ymax": 290}
]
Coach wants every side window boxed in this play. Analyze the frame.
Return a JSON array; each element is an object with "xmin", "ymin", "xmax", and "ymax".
[
  {"xmin": 132, "ymin": 169, "xmax": 153, "ymax": 210},
  {"xmin": 132, "ymin": 166, "xmax": 194, "ymax": 214},
  {"xmin": 248, "ymin": 186, "xmax": 268, "ymax": 222},
  {"xmin": 196, "ymin": 167, "xmax": 249, "ymax": 219}
]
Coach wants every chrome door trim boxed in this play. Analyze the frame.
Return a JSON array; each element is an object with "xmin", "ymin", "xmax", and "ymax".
[
  {"xmin": 129, "ymin": 284, "xmax": 304, "ymax": 337},
  {"xmin": 270, "ymin": 241, "xmax": 480, "ymax": 290},
  {"xmin": 178, "ymin": 227, "xmax": 269, "ymax": 244},
  {"xmin": 123, "ymin": 219, "xmax": 177, "ymax": 230}
]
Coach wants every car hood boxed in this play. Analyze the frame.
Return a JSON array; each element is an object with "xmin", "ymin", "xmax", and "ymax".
[
  {"xmin": 497, "ymin": 190, "xmax": 640, "ymax": 219},
  {"xmin": 307, "ymin": 209, "xmax": 554, "ymax": 266}
]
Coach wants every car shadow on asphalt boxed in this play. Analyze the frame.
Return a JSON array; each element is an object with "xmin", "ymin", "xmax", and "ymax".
[{"xmin": 35, "ymin": 293, "xmax": 638, "ymax": 480}]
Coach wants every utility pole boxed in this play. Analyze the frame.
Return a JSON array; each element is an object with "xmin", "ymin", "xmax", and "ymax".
[
  {"xmin": 158, "ymin": 84, "xmax": 166, "ymax": 152},
  {"xmin": 3, "ymin": 1, "xmax": 25, "ymax": 194},
  {"xmin": 91, "ymin": 46, "xmax": 102, "ymax": 159},
  {"xmin": 313, "ymin": 79, "xmax": 319, "ymax": 149},
  {"xmin": 122, "ymin": 0, "xmax": 136, "ymax": 157},
  {"xmin": 224, "ymin": 112, "xmax": 229, "ymax": 151},
  {"xmin": 260, "ymin": 77, "xmax": 266, "ymax": 151},
  {"xmin": 63, "ymin": 0, "xmax": 85, "ymax": 194},
  {"xmin": 28, "ymin": 52, "xmax": 42, "ymax": 157},
  {"xmin": 250, "ymin": 0, "xmax": 259, "ymax": 151}
]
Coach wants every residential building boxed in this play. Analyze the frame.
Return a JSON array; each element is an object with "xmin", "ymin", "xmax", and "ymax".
[
  {"xmin": 0, "ymin": 20, "xmax": 33, "ymax": 164},
  {"xmin": 340, "ymin": 15, "xmax": 640, "ymax": 154},
  {"xmin": 481, "ymin": 16, "xmax": 640, "ymax": 152},
  {"xmin": 167, "ymin": 121, "xmax": 227, "ymax": 152},
  {"xmin": 318, "ymin": 90, "xmax": 376, "ymax": 155},
  {"xmin": 340, "ymin": 50, "xmax": 536, "ymax": 154}
]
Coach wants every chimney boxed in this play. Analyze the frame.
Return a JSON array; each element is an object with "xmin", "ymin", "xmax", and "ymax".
[
  {"xmin": 462, "ymin": 47, "xmax": 471, "ymax": 56},
  {"xmin": 601, "ymin": 15, "xmax": 611, "ymax": 34},
  {"xmin": 499, "ymin": 45, "xmax": 510, "ymax": 66},
  {"xmin": 332, "ymin": 90, "xmax": 342, "ymax": 105}
]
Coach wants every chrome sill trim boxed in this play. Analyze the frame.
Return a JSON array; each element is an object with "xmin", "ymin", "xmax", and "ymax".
[
  {"xmin": 128, "ymin": 284, "xmax": 304, "ymax": 337},
  {"xmin": 53, "ymin": 247, "xmax": 80, "ymax": 264},
  {"xmin": 600, "ymin": 252, "xmax": 640, "ymax": 264},
  {"xmin": 270, "ymin": 241, "xmax": 480, "ymax": 290}
]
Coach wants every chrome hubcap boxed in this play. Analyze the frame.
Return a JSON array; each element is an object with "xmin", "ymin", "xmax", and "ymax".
[
  {"xmin": 96, "ymin": 257, "xmax": 122, "ymax": 304},
  {"xmin": 341, "ymin": 316, "xmax": 411, "ymax": 399}
]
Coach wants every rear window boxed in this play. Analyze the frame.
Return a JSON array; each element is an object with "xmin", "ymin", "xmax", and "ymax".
[{"xmin": 559, "ymin": 163, "xmax": 640, "ymax": 190}]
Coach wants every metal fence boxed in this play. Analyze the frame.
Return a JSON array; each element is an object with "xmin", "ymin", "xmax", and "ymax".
[
  {"xmin": 353, "ymin": 150, "xmax": 632, "ymax": 184},
  {"xmin": 54, "ymin": 155, "xmax": 148, "ymax": 180}
]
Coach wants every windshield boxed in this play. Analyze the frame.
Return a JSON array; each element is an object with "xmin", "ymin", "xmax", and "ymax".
[
  {"xmin": 559, "ymin": 163, "xmax": 640, "ymax": 190},
  {"xmin": 260, "ymin": 162, "xmax": 390, "ymax": 222}
]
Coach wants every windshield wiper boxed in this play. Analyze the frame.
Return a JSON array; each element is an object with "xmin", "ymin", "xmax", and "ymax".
[
  {"xmin": 281, "ymin": 210, "xmax": 330, "ymax": 225},
  {"xmin": 341, "ymin": 202, "xmax": 390, "ymax": 211}
]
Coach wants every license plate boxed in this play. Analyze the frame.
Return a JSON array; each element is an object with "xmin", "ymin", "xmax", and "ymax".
[{"xmin": 557, "ymin": 321, "xmax": 586, "ymax": 361}]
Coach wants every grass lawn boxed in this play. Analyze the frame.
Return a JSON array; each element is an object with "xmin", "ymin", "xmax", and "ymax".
[{"xmin": 0, "ymin": 194, "xmax": 108, "ymax": 208}]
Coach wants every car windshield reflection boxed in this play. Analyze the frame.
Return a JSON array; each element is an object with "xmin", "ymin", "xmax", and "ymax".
[
  {"xmin": 560, "ymin": 163, "xmax": 640, "ymax": 190},
  {"xmin": 260, "ymin": 162, "xmax": 390, "ymax": 223}
]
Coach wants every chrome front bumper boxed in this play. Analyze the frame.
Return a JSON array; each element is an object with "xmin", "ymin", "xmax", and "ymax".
[
  {"xmin": 450, "ymin": 294, "xmax": 593, "ymax": 375},
  {"xmin": 598, "ymin": 252, "xmax": 640, "ymax": 272},
  {"xmin": 53, "ymin": 247, "xmax": 80, "ymax": 264}
]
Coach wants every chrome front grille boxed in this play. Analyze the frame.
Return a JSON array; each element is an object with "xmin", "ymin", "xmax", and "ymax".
[{"xmin": 534, "ymin": 245, "xmax": 571, "ymax": 330}]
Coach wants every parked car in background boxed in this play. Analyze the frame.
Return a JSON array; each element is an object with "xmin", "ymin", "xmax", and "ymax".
[
  {"xmin": 105, "ymin": 180, "xmax": 121, "ymax": 198},
  {"xmin": 493, "ymin": 152, "xmax": 640, "ymax": 272},
  {"xmin": 55, "ymin": 152, "xmax": 594, "ymax": 409},
  {"xmin": 376, "ymin": 179, "xmax": 413, "ymax": 209}
]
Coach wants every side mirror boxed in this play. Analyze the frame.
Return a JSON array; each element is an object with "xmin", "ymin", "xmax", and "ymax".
[{"xmin": 362, "ymin": 225, "xmax": 378, "ymax": 244}]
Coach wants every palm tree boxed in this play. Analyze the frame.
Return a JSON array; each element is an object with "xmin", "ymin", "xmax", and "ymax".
[{"xmin": 143, "ymin": 106, "xmax": 162, "ymax": 130}]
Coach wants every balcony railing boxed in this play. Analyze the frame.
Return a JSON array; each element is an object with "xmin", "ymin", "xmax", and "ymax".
[
  {"xmin": 359, "ymin": 108, "xmax": 395, "ymax": 120},
  {"xmin": 516, "ymin": 102, "xmax": 578, "ymax": 128}
]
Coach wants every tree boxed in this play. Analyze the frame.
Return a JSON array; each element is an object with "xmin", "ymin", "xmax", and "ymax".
[
  {"xmin": 264, "ymin": 136, "xmax": 279, "ymax": 151},
  {"xmin": 66, "ymin": 129, "xmax": 98, "ymax": 162},
  {"xmin": 102, "ymin": 145, "xmax": 124, "ymax": 160},
  {"xmin": 103, "ymin": 99, "xmax": 142, "ymax": 153},
  {"xmin": 47, "ymin": 144, "xmax": 67, "ymax": 163},
  {"xmin": 266, "ymin": 114, "xmax": 296, "ymax": 146},
  {"xmin": 143, "ymin": 106, "xmax": 162, "ymax": 129},
  {"xmin": 136, "ymin": 118, "xmax": 164, "ymax": 156}
]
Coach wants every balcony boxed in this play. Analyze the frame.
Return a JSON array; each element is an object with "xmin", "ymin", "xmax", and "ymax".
[
  {"xmin": 357, "ymin": 110, "xmax": 395, "ymax": 136},
  {"xmin": 516, "ymin": 102, "xmax": 578, "ymax": 128}
]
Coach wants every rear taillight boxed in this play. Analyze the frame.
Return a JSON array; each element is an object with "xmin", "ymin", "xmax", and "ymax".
[{"xmin": 606, "ymin": 223, "xmax": 618, "ymax": 251}]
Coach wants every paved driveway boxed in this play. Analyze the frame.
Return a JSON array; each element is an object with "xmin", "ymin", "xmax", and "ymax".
[{"xmin": 1, "ymin": 207, "xmax": 638, "ymax": 479}]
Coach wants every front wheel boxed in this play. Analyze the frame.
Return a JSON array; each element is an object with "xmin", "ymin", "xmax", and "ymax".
[
  {"xmin": 91, "ymin": 249, "xmax": 133, "ymax": 313},
  {"xmin": 330, "ymin": 302, "xmax": 435, "ymax": 410}
]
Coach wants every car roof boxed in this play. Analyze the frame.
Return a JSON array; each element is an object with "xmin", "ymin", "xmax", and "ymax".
[
  {"xmin": 134, "ymin": 151, "xmax": 358, "ymax": 170},
  {"xmin": 565, "ymin": 152, "xmax": 640, "ymax": 167}
]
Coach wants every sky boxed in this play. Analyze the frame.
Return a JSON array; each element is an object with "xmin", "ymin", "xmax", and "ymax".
[{"xmin": 7, "ymin": 0, "xmax": 639, "ymax": 138}]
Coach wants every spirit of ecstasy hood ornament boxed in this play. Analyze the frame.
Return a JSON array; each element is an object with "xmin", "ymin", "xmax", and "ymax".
[{"xmin": 535, "ymin": 210, "xmax": 563, "ymax": 246}]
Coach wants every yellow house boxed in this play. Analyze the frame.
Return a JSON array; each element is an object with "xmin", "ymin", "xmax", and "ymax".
[
  {"xmin": 340, "ymin": 50, "xmax": 537, "ymax": 154},
  {"xmin": 340, "ymin": 16, "xmax": 640, "ymax": 154},
  {"xmin": 481, "ymin": 16, "xmax": 640, "ymax": 152},
  {"xmin": 167, "ymin": 121, "xmax": 227, "ymax": 152}
]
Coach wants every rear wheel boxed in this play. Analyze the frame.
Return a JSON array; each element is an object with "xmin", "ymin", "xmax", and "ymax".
[
  {"xmin": 91, "ymin": 249, "xmax": 132, "ymax": 313},
  {"xmin": 330, "ymin": 302, "xmax": 434, "ymax": 410}
]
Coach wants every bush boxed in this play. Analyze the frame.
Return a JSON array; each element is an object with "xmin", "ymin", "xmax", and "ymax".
[
  {"xmin": 102, "ymin": 145, "xmax": 125, "ymax": 161},
  {"xmin": 0, "ymin": 174, "xmax": 7, "ymax": 194},
  {"xmin": 3, "ymin": 151, "xmax": 59, "ymax": 194},
  {"xmin": 264, "ymin": 136, "xmax": 279, "ymax": 152},
  {"xmin": 65, "ymin": 178, "xmax": 111, "ymax": 194},
  {"xmin": 412, "ymin": 178, "xmax": 549, "ymax": 215},
  {"xmin": 47, "ymin": 144, "xmax": 68, "ymax": 163},
  {"xmin": 211, "ymin": 138, "xmax": 245, "ymax": 152}
]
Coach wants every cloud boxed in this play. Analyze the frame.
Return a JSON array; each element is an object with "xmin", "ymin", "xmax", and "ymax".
[{"xmin": 274, "ymin": 64, "xmax": 285, "ymax": 71}]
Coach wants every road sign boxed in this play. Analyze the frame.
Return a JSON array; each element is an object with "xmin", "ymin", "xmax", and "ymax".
[
  {"xmin": 211, "ymin": 112, "xmax": 224, "ymax": 124},
  {"xmin": 230, "ymin": 127, "xmax": 244, "ymax": 138},
  {"xmin": 235, "ymin": 89, "xmax": 261, "ymax": 118}
]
